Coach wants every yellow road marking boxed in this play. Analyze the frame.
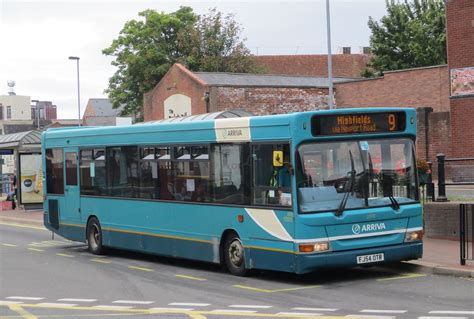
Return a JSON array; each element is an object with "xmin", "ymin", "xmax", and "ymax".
[
  {"xmin": 0, "ymin": 221, "xmax": 46, "ymax": 231},
  {"xmin": 2, "ymin": 303, "xmax": 347, "ymax": 318},
  {"xmin": 128, "ymin": 266, "xmax": 154, "ymax": 272},
  {"xmin": 8, "ymin": 304, "xmax": 39, "ymax": 319},
  {"xmin": 91, "ymin": 258, "xmax": 112, "ymax": 264},
  {"xmin": 377, "ymin": 273, "xmax": 427, "ymax": 281},
  {"xmin": 1, "ymin": 243, "xmax": 17, "ymax": 247},
  {"xmin": 175, "ymin": 274, "xmax": 207, "ymax": 281},
  {"xmin": 233, "ymin": 284, "xmax": 321, "ymax": 293},
  {"xmin": 27, "ymin": 248, "xmax": 44, "ymax": 252},
  {"xmin": 56, "ymin": 253, "xmax": 74, "ymax": 258}
]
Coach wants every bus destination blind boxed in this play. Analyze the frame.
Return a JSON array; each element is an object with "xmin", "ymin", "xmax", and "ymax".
[{"xmin": 312, "ymin": 112, "xmax": 406, "ymax": 136}]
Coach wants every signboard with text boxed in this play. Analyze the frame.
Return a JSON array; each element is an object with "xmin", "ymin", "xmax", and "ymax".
[{"xmin": 450, "ymin": 67, "xmax": 474, "ymax": 97}]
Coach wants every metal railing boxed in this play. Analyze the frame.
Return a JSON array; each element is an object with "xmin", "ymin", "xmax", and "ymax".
[
  {"xmin": 460, "ymin": 203, "xmax": 474, "ymax": 265},
  {"xmin": 436, "ymin": 154, "xmax": 474, "ymax": 201}
]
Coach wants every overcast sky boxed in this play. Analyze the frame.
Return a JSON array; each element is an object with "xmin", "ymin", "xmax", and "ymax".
[{"xmin": 0, "ymin": 0, "xmax": 387, "ymax": 119}]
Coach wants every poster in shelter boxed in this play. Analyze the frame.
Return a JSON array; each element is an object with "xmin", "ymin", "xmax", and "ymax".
[{"xmin": 19, "ymin": 154, "xmax": 43, "ymax": 204}]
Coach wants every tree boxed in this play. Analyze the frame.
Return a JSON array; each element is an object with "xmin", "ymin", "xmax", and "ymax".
[
  {"xmin": 365, "ymin": 0, "xmax": 446, "ymax": 76},
  {"xmin": 103, "ymin": 7, "xmax": 261, "ymax": 118}
]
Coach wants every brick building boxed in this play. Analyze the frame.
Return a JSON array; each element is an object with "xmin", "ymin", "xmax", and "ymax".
[
  {"xmin": 253, "ymin": 54, "xmax": 370, "ymax": 78},
  {"xmin": 446, "ymin": 0, "xmax": 474, "ymax": 158},
  {"xmin": 143, "ymin": 63, "xmax": 354, "ymax": 122}
]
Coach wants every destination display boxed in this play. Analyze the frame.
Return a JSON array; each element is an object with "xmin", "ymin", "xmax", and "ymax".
[{"xmin": 312, "ymin": 112, "xmax": 406, "ymax": 136}]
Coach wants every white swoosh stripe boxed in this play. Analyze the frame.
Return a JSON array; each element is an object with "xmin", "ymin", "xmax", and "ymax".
[
  {"xmin": 294, "ymin": 227, "xmax": 423, "ymax": 243},
  {"xmin": 245, "ymin": 208, "xmax": 293, "ymax": 241}
]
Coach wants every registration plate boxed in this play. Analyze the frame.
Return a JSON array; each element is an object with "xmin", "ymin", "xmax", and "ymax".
[{"xmin": 357, "ymin": 253, "xmax": 384, "ymax": 264}]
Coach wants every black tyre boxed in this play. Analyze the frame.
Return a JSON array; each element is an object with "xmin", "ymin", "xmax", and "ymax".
[
  {"xmin": 87, "ymin": 217, "xmax": 104, "ymax": 255},
  {"xmin": 224, "ymin": 232, "xmax": 248, "ymax": 276}
]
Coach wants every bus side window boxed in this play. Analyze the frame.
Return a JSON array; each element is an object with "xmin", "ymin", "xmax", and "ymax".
[
  {"xmin": 46, "ymin": 148, "xmax": 64, "ymax": 195},
  {"xmin": 252, "ymin": 144, "xmax": 292, "ymax": 207}
]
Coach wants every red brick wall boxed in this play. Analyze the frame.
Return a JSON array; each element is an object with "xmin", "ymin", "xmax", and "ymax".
[
  {"xmin": 335, "ymin": 65, "xmax": 450, "ymax": 112},
  {"xmin": 254, "ymin": 54, "xmax": 370, "ymax": 78},
  {"xmin": 446, "ymin": 0, "xmax": 474, "ymax": 158},
  {"xmin": 144, "ymin": 64, "xmax": 208, "ymax": 122},
  {"xmin": 214, "ymin": 87, "xmax": 329, "ymax": 115}
]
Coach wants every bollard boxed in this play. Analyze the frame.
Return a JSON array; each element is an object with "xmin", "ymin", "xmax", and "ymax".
[
  {"xmin": 436, "ymin": 154, "xmax": 448, "ymax": 202},
  {"xmin": 426, "ymin": 161, "xmax": 435, "ymax": 201}
]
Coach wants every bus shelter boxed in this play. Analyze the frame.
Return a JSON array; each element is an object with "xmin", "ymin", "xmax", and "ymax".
[{"xmin": 0, "ymin": 130, "xmax": 43, "ymax": 208}]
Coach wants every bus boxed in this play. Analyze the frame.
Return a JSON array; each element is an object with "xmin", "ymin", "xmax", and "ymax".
[{"xmin": 42, "ymin": 108, "xmax": 423, "ymax": 275}]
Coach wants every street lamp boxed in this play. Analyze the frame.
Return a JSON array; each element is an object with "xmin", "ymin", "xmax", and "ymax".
[
  {"xmin": 31, "ymin": 99, "xmax": 39, "ymax": 129},
  {"xmin": 326, "ymin": 0, "xmax": 334, "ymax": 109},
  {"xmin": 68, "ymin": 56, "xmax": 81, "ymax": 126}
]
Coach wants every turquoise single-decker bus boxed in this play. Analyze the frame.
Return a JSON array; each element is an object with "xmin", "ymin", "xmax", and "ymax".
[{"xmin": 42, "ymin": 108, "xmax": 423, "ymax": 275}]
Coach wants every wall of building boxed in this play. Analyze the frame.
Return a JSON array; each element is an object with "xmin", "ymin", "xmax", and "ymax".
[
  {"xmin": 144, "ymin": 64, "xmax": 208, "ymax": 122},
  {"xmin": 336, "ymin": 65, "xmax": 450, "ymax": 112},
  {"xmin": 0, "ymin": 95, "xmax": 31, "ymax": 121},
  {"xmin": 212, "ymin": 87, "xmax": 329, "ymax": 115},
  {"xmin": 446, "ymin": 0, "xmax": 474, "ymax": 158},
  {"xmin": 254, "ymin": 54, "xmax": 370, "ymax": 78}
]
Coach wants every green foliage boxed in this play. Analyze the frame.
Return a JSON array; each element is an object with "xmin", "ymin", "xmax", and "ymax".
[
  {"xmin": 366, "ymin": 0, "xmax": 446, "ymax": 76},
  {"xmin": 103, "ymin": 7, "xmax": 262, "ymax": 118}
]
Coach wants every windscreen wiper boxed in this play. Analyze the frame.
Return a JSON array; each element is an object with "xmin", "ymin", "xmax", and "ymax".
[
  {"xmin": 367, "ymin": 152, "xmax": 400, "ymax": 211},
  {"xmin": 335, "ymin": 150, "xmax": 356, "ymax": 217}
]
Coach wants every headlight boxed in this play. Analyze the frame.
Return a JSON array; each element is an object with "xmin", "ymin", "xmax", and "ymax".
[
  {"xmin": 299, "ymin": 241, "xmax": 331, "ymax": 253},
  {"xmin": 405, "ymin": 230, "xmax": 424, "ymax": 242}
]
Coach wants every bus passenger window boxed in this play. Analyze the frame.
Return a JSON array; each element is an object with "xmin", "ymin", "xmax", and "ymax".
[
  {"xmin": 252, "ymin": 144, "xmax": 292, "ymax": 207},
  {"xmin": 45, "ymin": 149, "xmax": 64, "ymax": 195},
  {"xmin": 80, "ymin": 149, "xmax": 106, "ymax": 196}
]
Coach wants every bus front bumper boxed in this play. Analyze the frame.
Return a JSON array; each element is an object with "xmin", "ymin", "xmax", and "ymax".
[{"xmin": 296, "ymin": 242, "xmax": 423, "ymax": 274}]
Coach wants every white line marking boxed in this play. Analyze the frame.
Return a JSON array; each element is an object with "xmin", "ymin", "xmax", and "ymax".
[
  {"xmin": 229, "ymin": 305, "xmax": 272, "ymax": 309},
  {"xmin": 0, "ymin": 301, "xmax": 24, "ymax": 305},
  {"xmin": 37, "ymin": 303, "xmax": 77, "ymax": 307},
  {"xmin": 419, "ymin": 317, "xmax": 469, "ymax": 319},
  {"xmin": 361, "ymin": 310, "xmax": 407, "ymax": 314},
  {"xmin": 93, "ymin": 305, "xmax": 134, "ymax": 309},
  {"xmin": 58, "ymin": 298, "xmax": 97, "ymax": 303},
  {"xmin": 346, "ymin": 315, "xmax": 395, "ymax": 319},
  {"xmin": 6, "ymin": 296, "xmax": 44, "ymax": 301},
  {"xmin": 429, "ymin": 311, "xmax": 474, "ymax": 315},
  {"xmin": 112, "ymin": 300, "xmax": 154, "ymax": 305},
  {"xmin": 277, "ymin": 312, "xmax": 322, "ymax": 316},
  {"xmin": 212, "ymin": 309, "xmax": 258, "ymax": 314},
  {"xmin": 150, "ymin": 307, "xmax": 194, "ymax": 311},
  {"xmin": 168, "ymin": 303, "xmax": 210, "ymax": 307},
  {"xmin": 293, "ymin": 307, "xmax": 338, "ymax": 312}
]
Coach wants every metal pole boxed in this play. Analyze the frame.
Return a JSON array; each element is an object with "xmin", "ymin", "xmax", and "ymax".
[
  {"xmin": 37, "ymin": 102, "xmax": 40, "ymax": 129},
  {"xmin": 326, "ymin": 0, "xmax": 334, "ymax": 109},
  {"xmin": 69, "ymin": 56, "xmax": 81, "ymax": 126},
  {"xmin": 76, "ymin": 59, "xmax": 81, "ymax": 126}
]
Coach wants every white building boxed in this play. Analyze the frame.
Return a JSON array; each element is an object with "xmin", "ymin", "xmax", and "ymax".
[{"xmin": 0, "ymin": 94, "xmax": 32, "ymax": 121}]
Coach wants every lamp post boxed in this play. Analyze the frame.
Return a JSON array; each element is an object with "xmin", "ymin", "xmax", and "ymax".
[
  {"xmin": 68, "ymin": 56, "xmax": 81, "ymax": 126},
  {"xmin": 326, "ymin": 0, "xmax": 334, "ymax": 109},
  {"xmin": 31, "ymin": 99, "xmax": 39, "ymax": 129}
]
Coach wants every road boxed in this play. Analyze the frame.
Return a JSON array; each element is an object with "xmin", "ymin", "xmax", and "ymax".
[{"xmin": 0, "ymin": 221, "xmax": 473, "ymax": 319}]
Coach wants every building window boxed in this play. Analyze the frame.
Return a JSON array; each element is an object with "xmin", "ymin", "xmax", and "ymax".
[
  {"xmin": 6, "ymin": 106, "xmax": 11, "ymax": 120},
  {"xmin": 0, "ymin": 104, "xmax": 3, "ymax": 120}
]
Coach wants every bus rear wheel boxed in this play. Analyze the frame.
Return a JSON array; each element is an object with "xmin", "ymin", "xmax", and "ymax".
[
  {"xmin": 87, "ymin": 217, "xmax": 104, "ymax": 255},
  {"xmin": 224, "ymin": 233, "xmax": 248, "ymax": 276}
]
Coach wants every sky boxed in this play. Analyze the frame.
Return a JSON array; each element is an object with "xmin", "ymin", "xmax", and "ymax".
[{"xmin": 0, "ymin": 0, "xmax": 387, "ymax": 119}]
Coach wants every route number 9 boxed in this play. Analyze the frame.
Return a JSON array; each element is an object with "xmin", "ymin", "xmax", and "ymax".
[{"xmin": 388, "ymin": 114, "xmax": 396, "ymax": 131}]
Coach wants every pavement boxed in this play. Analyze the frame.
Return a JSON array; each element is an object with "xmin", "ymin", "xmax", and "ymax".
[{"xmin": 1, "ymin": 208, "xmax": 473, "ymax": 278}]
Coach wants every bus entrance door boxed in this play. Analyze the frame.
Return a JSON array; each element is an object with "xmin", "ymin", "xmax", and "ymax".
[{"xmin": 64, "ymin": 148, "xmax": 80, "ymax": 223}]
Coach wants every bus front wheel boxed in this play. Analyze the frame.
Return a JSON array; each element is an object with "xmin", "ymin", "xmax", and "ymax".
[
  {"xmin": 87, "ymin": 217, "xmax": 104, "ymax": 255},
  {"xmin": 224, "ymin": 233, "xmax": 248, "ymax": 276}
]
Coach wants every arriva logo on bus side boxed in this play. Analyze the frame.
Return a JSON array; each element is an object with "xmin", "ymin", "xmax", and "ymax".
[{"xmin": 352, "ymin": 223, "xmax": 386, "ymax": 234}]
